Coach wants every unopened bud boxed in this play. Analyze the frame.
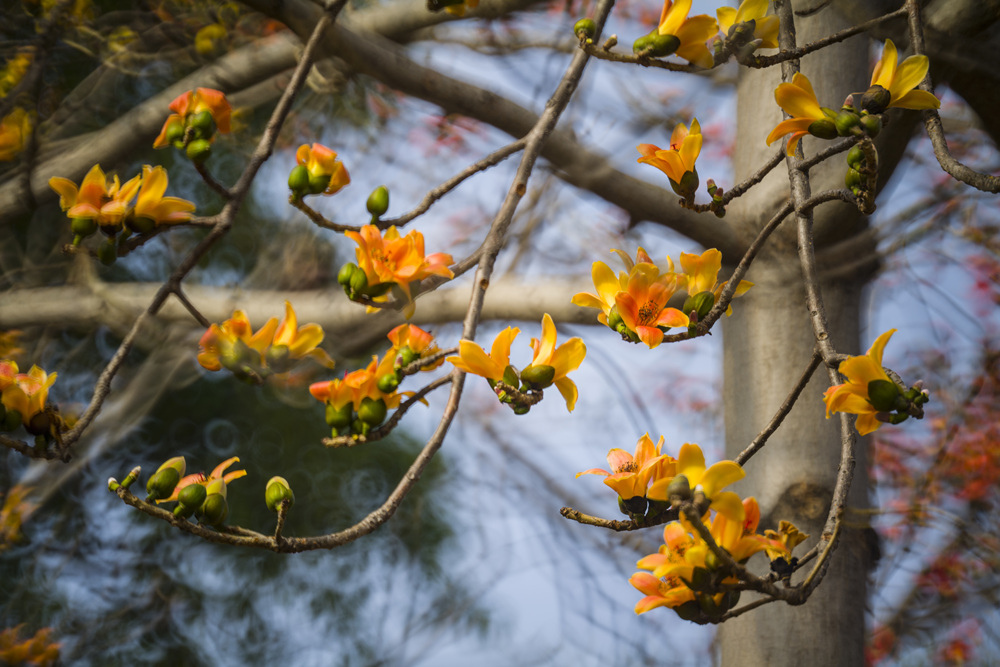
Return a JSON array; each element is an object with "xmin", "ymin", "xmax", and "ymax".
[
  {"xmin": 265, "ymin": 476, "xmax": 295, "ymax": 512},
  {"xmin": 574, "ymin": 18, "xmax": 597, "ymax": 40},
  {"xmin": 670, "ymin": 169, "xmax": 699, "ymax": 200},
  {"xmin": 358, "ymin": 397, "xmax": 387, "ymax": 426},
  {"xmin": 834, "ymin": 110, "xmax": 860, "ymax": 136},
  {"xmin": 682, "ymin": 291, "xmax": 715, "ymax": 321},
  {"xmin": 807, "ymin": 118, "xmax": 838, "ymax": 140},
  {"xmin": 376, "ymin": 372, "xmax": 400, "ymax": 394},
  {"xmin": 859, "ymin": 85, "xmax": 891, "ymax": 115},
  {"xmin": 337, "ymin": 262, "xmax": 358, "ymax": 287},
  {"xmin": 860, "ymin": 114, "xmax": 882, "ymax": 137},
  {"xmin": 366, "ymin": 185, "xmax": 390, "ymax": 217},
  {"xmin": 288, "ymin": 165, "xmax": 310, "ymax": 197},
  {"xmin": 186, "ymin": 138, "xmax": 212, "ymax": 163}
]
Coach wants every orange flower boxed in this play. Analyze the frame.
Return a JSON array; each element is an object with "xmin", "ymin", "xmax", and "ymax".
[
  {"xmin": 133, "ymin": 165, "xmax": 195, "ymax": 228},
  {"xmin": 647, "ymin": 442, "xmax": 746, "ymax": 522},
  {"xmin": 866, "ymin": 39, "xmax": 940, "ymax": 113},
  {"xmin": 269, "ymin": 301, "xmax": 335, "ymax": 370},
  {"xmin": 158, "ymin": 456, "xmax": 247, "ymax": 504},
  {"xmin": 717, "ymin": 0, "xmax": 778, "ymax": 49},
  {"xmin": 615, "ymin": 264, "xmax": 690, "ymax": 349},
  {"xmin": 345, "ymin": 224, "xmax": 454, "ymax": 311},
  {"xmin": 295, "ymin": 143, "xmax": 350, "ymax": 195},
  {"xmin": 577, "ymin": 433, "xmax": 676, "ymax": 501},
  {"xmin": 386, "ymin": 323, "xmax": 443, "ymax": 371},
  {"xmin": 0, "ymin": 107, "xmax": 32, "ymax": 162},
  {"xmin": 153, "ymin": 88, "xmax": 231, "ymax": 149},
  {"xmin": 49, "ymin": 164, "xmax": 142, "ymax": 232},
  {"xmin": 197, "ymin": 309, "xmax": 278, "ymax": 373},
  {"xmin": 310, "ymin": 356, "xmax": 403, "ymax": 412},
  {"xmin": 637, "ymin": 118, "xmax": 702, "ymax": 196}
]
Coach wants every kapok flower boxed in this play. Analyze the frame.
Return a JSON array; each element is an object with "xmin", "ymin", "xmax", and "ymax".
[
  {"xmin": 655, "ymin": 0, "xmax": 718, "ymax": 68},
  {"xmin": 637, "ymin": 118, "xmax": 702, "ymax": 198},
  {"xmin": 268, "ymin": 301, "xmax": 335, "ymax": 371},
  {"xmin": 522, "ymin": 313, "xmax": 586, "ymax": 411},
  {"xmin": 293, "ymin": 143, "xmax": 350, "ymax": 196},
  {"xmin": 345, "ymin": 224, "xmax": 454, "ymax": 308},
  {"xmin": 615, "ymin": 264, "xmax": 690, "ymax": 349},
  {"xmin": 678, "ymin": 497, "xmax": 781, "ymax": 570},
  {"xmin": 647, "ymin": 442, "xmax": 745, "ymax": 521},
  {"xmin": 577, "ymin": 433, "xmax": 677, "ymax": 501},
  {"xmin": 49, "ymin": 164, "xmax": 142, "ymax": 232},
  {"xmin": 197, "ymin": 309, "xmax": 279, "ymax": 375},
  {"xmin": 763, "ymin": 520, "xmax": 809, "ymax": 561},
  {"xmin": 679, "ymin": 248, "xmax": 753, "ymax": 317},
  {"xmin": 446, "ymin": 326, "xmax": 520, "ymax": 383},
  {"xmin": 0, "ymin": 360, "xmax": 16, "ymax": 391},
  {"xmin": 822, "ymin": 329, "xmax": 898, "ymax": 435},
  {"xmin": 572, "ymin": 247, "xmax": 666, "ymax": 327},
  {"xmin": 0, "ymin": 364, "xmax": 57, "ymax": 425},
  {"xmin": 766, "ymin": 72, "xmax": 838, "ymax": 156},
  {"xmin": 158, "ymin": 456, "xmax": 247, "ymax": 504},
  {"xmin": 386, "ymin": 323, "xmax": 443, "ymax": 371},
  {"xmin": 153, "ymin": 87, "xmax": 231, "ymax": 149},
  {"xmin": 862, "ymin": 39, "xmax": 940, "ymax": 115},
  {"xmin": 0, "ymin": 107, "xmax": 32, "ymax": 162},
  {"xmin": 717, "ymin": 0, "xmax": 778, "ymax": 49},
  {"xmin": 132, "ymin": 165, "xmax": 195, "ymax": 230}
]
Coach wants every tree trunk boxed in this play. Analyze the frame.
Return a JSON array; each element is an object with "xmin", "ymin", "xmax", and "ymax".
[{"xmin": 718, "ymin": 2, "xmax": 877, "ymax": 664}]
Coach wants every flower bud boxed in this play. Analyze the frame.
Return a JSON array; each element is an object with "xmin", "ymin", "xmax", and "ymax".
[
  {"xmin": 520, "ymin": 364, "xmax": 555, "ymax": 390},
  {"xmin": 689, "ymin": 565, "xmax": 713, "ymax": 590},
  {"xmin": 325, "ymin": 402, "xmax": 353, "ymax": 428},
  {"xmin": 128, "ymin": 215, "xmax": 156, "ymax": 235},
  {"xmin": 186, "ymin": 138, "xmax": 212, "ymax": 163},
  {"xmin": 607, "ymin": 305, "xmax": 624, "ymax": 332},
  {"xmin": 502, "ymin": 364, "xmax": 520, "ymax": 388},
  {"xmin": 834, "ymin": 110, "xmax": 860, "ymax": 136},
  {"xmin": 146, "ymin": 469, "xmax": 182, "ymax": 502},
  {"xmin": 397, "ymin": 346, "xmax": 419, "ymax": 368},
  {"xmin": 178, "ymin": 482, "xmax": 207, "ymax": 511},
  {"xmin": 646, "ymin": 33, "xmax": 681, "ymax": 58},
  {"xmin": 807, "ymin": 118, "xmax": 838, "ymax": 140},
  {"xmin": 574, "ymin": 18, "xmax": 596, "ymax": 39},
  {"xmin": 512, "ymin": 404, "xmax": 531, "ymax": 415},
  {"xmin": 674, "ymin": 600, "xmax": 702, "ymax": 622},
  {"xmin": 308, "ymin": 172, "xmax": 330, "ymax": 195},
  {"xmin": 845, "ymin": 168, "xmax": 862, "ymax": 190},
  {"xmin": 358, "ymin": 397, "xmax": 387, "ymax": 426},
  {"xmin": 670, "ymin": 169, "xmax": 699, "ymax": 200},
  {"xmin": 188, "ymin": 110, "xmax": 216, "ymax": 140},
  {"xmin": 632, "ymin": 34, "xmax": 653, "ymax": 54},
  {"xmin": 164, "ymin": 118, "xmax": 185, "ymax": 147},
  {"xmin": 25, "ymin": 412, "xmax": 51, "ymax": 436},
  {"xmin": 867, "ymin": 379, "xmax": 902, "ymax": 412},
  {"xmin": 265, "ymin": 476, "xmax": 295, "ymax": 512},
  {"xmin": 846, "ymin": 145, "xmax": 865, "ymax": 169},
  {"xmin": 351, "ymin": 418, "xmax": 369, "ymax": 436},
  {"xmin": 366, "ymin": 185, "xmax": 390, "ymax": 217},
  {"xmin": 859, "ymin": 85, "xmax": 891, "ymax": 115},
  {"xmin": 71, "ymin": 217, "xmax": 97, "ymax": 239},
  {"xmin": 198, "ymin": 493, "xmax": 228, "ymax": 526},
  {"xmin": 860, "ymin": 114, "xmax": 882, "ymax": 137},
  {"xmin": 666, "ymin": 474, "xmax": 691, "ymax": 502},
  {"xmin": 376, "ymin": 372, "xmax": 400, "ymax": 394},
  {"xmin": 620, "ymin": 495, "xmax": 648, "ymax": 516},
  {"xmin": 682, "ymin": 291, "xmax": 715, "ymax": 320},
  {"xmin": 698, "ymin": 592, "xmax": 722, "ymax": 618},
  {"xmin": 1, "ymin": 408, "xmax": 23, "ymax": 432},
  {"xmin": 337, "ymin": 262, "xmax": 358, "ymax": 287},
  {"xmin": 288, "ymin": 165, "xmax": 310, "ymax": 197},
  {"xmin": 348, "ymin": 268, "xmax": 368, "ymax": 295}
]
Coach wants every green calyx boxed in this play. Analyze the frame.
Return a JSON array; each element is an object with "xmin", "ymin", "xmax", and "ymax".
[
  {"xmin": 358, "ymin": 396, "xmax": 387, "ymax": 426},
  {"xmin": 178, "ymin": 482, "xmax": 208, "ymax": 510},
  {"xmin": 807, "ymin": 118, "xmax": 838, "ymax": 140},
  {"xmin": 288, "ymin": 165, "xmax": 310, "ymax": 197},
  {"xmin": 520, "ymin": 364, "xmax": 555, "ymax": 390},
  {"xmin": 834, "ymin": 110, "xmax": 860, "ymax": 136},
  {"xmin": 366, "ymin": 185, "xmax": 390, "ymax": 217},
  {"xmin": 682, "ymin": 291, "xmax": 715, "ymax": 320},
  {"xmin": 376, "ymin": 372, "xmax": 400, "ymax": 394},
  {"xmin": 185, "ymin": 138, "xmax": 212, "ymax": 164},
  {"xmin": 146, "ymin": 468, "xmax": 181, "ymax": 501},
  {"xmin": 265, "ymin": 476, "xmax": 295, "ymax": 512},
  {"xmin": 670, "ymin": 169, "xmax": 699, "ymax": 201},
  {"xmin": 859, "ymin": 85, "xmax": 891, "ymax": 115},
  {"xmin": 188, "ymin": 110, "xmax": 216, "ymax": 140},
  {"xmin": 325, "ymin": 402, "xmax": 353, "ymax": 428},
  {"xmin": 868, "ymin": 379, "xmax": 902, "ymax": 412}
]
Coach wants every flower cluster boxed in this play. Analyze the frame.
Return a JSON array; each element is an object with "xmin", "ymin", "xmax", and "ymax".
[
  {"xmin": 288, "ymin": 143, "xmax": 350, "ymax": 198},
  {"xmin": 823, "ymin": 329, "xmax": 929, "ymax": 435},
  {"xmin": 0, "ymin": 360, "xmax": 58, "ymax": 436},
  {"xmin": 447, "ymin": 314, "xmax": 586, "ymax": 413},
  {"xmin": 49, "ymin": 164, "xmax": 195, "ymax": 255},
  {"xmin": 573, "ymin": 247, "xmax": 752, "ymax": 348},
  {"xmin": 339, "ymin": 224, "xmax": 454, "ymax": 317},
  {"xmin": 310, "ymin": 324, "xmax": 442, "ymax": 438},
  {"xmin": 197, "ymin": 301, "xmax": 334, "ymax": 383},
  {"xmin": 767, "ymin": 40, "xmax": 939, "ymax": 156},
  {"xmin": 147, "ymin": 456, "xmax": 247, "ymax": 527},
  {"xmin": 630, "ymin": 496, "xmax": 806, "ymax": 620},
  {"xmin": 153, "ymin": 88, "xmax": 232, "ymax": 162}
]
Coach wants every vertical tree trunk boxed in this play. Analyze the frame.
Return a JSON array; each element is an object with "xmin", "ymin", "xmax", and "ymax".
[{"xmin": 717, "ymin": 2, "xmax": 877, "ymax": 664}]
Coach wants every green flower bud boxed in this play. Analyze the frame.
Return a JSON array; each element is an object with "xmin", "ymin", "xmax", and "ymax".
[
  {"xmin": 502, "ymin": 364, "xmax": 520, "ymax": 388},
  {"xmin": 607, "ymin": 305, "xmax": 624, "ymax": 331},
  {"xmin": 689, "ymin": 565, "xmax": 713, "ymax": 590},
  {"xmin": 682, "ymin": 291, "xmax": 715, "ymax": 320},
  {"xmin": 337, "ymin": 262, "xmax": 358, "ymax": 287},
  {"xmin": 867, "ymin": 379, "xmax": 901, "ymax": 412},
  {"xmin": 71, "ymin": 217, "xmax": 97, "ymax": 238},
  {"xmin": 573, "ymin": 18, "xmax": 596, "ymax": 39},
  {"xmin": 860, "ymin": 113, "xmax": 882, "ymax": 137},
  {"xmin": 834, "ymin": 110, "xmax": 861, "ymax": 136},
  {"xmin": 632, "ymin": 34, "xmax": 653, "ymax": 54},
  {"xmin": 325, "ymin": 402, "xmax": 353, "ymax": 428},
  {"xmin": 178, "ymin": 482, "xmax": 207, "ymax": 510},
  {"xmin": 620, "ymin": 495, "xmax": 648, "ymax": 516},
  {"xmin": 265, "ymin": 476, "xmax": 295, "ymax": 512},
  {"xmin": 723, "ymin": 590, "xmax": 741, "ymax": 611},
  {"xmin": 186, "ymin": 138, "xmax": 212, "ymax": 163},
  {"xmin": 366, "ymin": 185, "xmax": 390, "ymax": 217},
  {"xmin": 198, "ymin": 493, "xmax": 228, "ymax": 526},
  {"xmin": 308, "ymin": 171, "xmax": 330, "ymax": 195},
  {"xmin": 859, "ymin": 85, "xmax": 891, "ymax": 115},
  {"xmin": 807, "ymin": 118, "xmax": 838, "ymax": 140},
  {"xmin": 666, "ymin": 474, "xmax": 692, "ymax": 502},
  {"xmin": 288, "ymin": 165, "xmax": 310, "ymax": 196},
  {"xmin": 358, "ymin": 396, "xmax": 387, "ymax": 426},
  {"xmin": 164, "ymin": 118, "xmax": 185, "ymax": 146},
  {"xmin": 845, "ymin": 168, "xmax": 863, "ymax": 190},
  {"xmin": 646, "ymin": 33, "xmax": 681, "ymax": 58},
  {"xmin": 520, "ymin": 364, "xmax": 555, "ymax": 390},
  {"xmin": 847, "ymin": 145, "xmax": 865, "ymax": 169},
  {"xmin": 698, "ymin": 592, "xmax": 722, "ymax": 617},
  {"xmin": 512, "ymin": 404, "xmax": 531, "ymax": 415},
  {"xmin": 397, "ymin": 346, "xmax": 419, "ymax": 368},
  {"xmin": 348, "ymin": 269, "xmax": 368, "ymax": 295},
  {"xmin": 97, "ymin": 239, "xmax": 117, "ymax": 266},
  {"xmin": 188, "ymin": 109, "xmax": 216, "ymax": 140},
  {"xmin": 377, "ymin": 372, "xmax": 400, "ymax": 394},
  {"xmin": 146, "ymin": 468, "xmax": 181, "ymax": 501}
]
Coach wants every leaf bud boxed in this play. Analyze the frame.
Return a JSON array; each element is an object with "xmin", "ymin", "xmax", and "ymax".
[
  {"xmin": 520, "ymin": 364, "xmax": 555, "ymax": 390},
  {"xmin": 185, "ymin": 138, "xmax": 212, "ymax": 163},
  {"xmin": 288, "ymin": 165, "xmax": 310, "ymax": 197},
  {"xmin": 366, "ymin": 185, "xmax": 390, "ymax": 217},
  {"xmin": 358, "ymin": 396, "xmax": 387, "ymax": 426},
  {"xmin": 867, "ymin": 379, "xmax": 901, "ymax": 412},
  {"xmin": 265, "ymin": 476, "xmax": 295, "ymax": 512},
  {"xmin": 574, "ymin": 18, "xmax": 596, "ymax": 40}
]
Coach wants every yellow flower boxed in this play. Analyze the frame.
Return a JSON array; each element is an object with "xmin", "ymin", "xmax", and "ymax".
[
  {"xmin": 132, "ymin": 165, "xmax": 195, "ymax": 228},
  {"xmin": 630, "ymin": 522, "xmax": 697, "ymax": 613},
  {"xmin": 269, "ymin": 301, "xmax": 335, "ymax": 370},
  {"xmin": 615, "ymin": 263, "xmax": 690, "ymax": 349},
  {"xmin": 446, "ymin": 326, "xmax": 520, "ymax": 383},
  {"xmin": 717, "ymin": 0, "xmax": 778, "ymax": 49},
  {"xmin": 0, "ymin": 484, "xmax": 34, "ymax": 549},
  {"xmin": 656, "ymin": 0, "xmax": 718, "ymax": 68},
  {"xmin": 0, "ymin": 107, "xmax": 32, "ymax": 162},
  {"xmin": 822, "ymin": 329, "xmax": 897, "ymax": 435},
  {"xmin": 523, "ymin": 313, "xmax": 586, "ymax": 411},
  {"xmin": 1, "ymin": 364, "xmax": 57, "ymax": 425},
  {"xmin": 49, "ymin": 164, "xmax": 142, "ymax": 232},
  {"xmin": 679, "ymin": 248, "xmax": 753, "ymax": 316},
  {"xmin": 637, "ymin": 118, "xmax": 702, "ymax": 197},
  {"xmin": 765, "ymin": 72, "xmax": 837, "ymax": 156},
  {"xmin": 197, "ymin": 309, "xmax": 278, "ymax": 373},
  {"xmin": 763, "ymin": 520, "xmax": 809, "ymax": 560},
  {"xmin": 576, "ymin": 433, "xmax": 676, "ymax": 501},
  {"xmin": 647, "ymin": 442, "xmax": 745, "ymax": 521},
  {"xmin": 295, "ymin": 143, "xmax": 350, "ymax": 196},
  {"xmin": 864, "ymin": 39, "xmax": 940, "ymax": 114},
  {"xmin": 158, "ymin": 456, "xmax": 247, "ymax": 504},
  {"xmin": 153, "ymin": 88, "xmax": 232, "ymax": 149}
]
